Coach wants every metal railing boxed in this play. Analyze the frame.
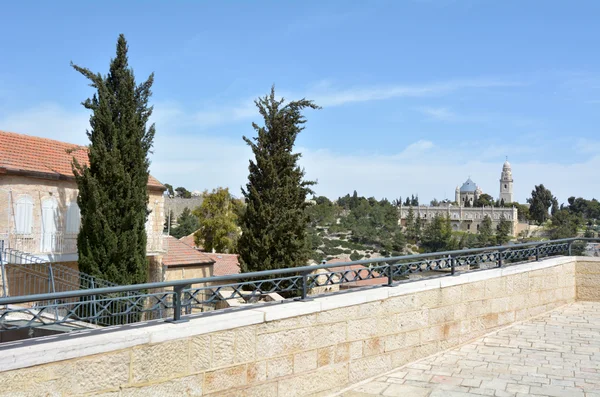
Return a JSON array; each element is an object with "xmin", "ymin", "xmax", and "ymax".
[
  {"xmin": 0, "ymin": 238, "xmax": 598, "ymax": 335},
  {"xmin": 0, "ymin": 231, "xmax": 165, "ymax": 255}
]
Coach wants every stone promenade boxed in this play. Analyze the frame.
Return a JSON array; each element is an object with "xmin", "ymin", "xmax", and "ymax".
[{"xmin": 337, "ymin": 301, "xmax": 600, "ymax": 397}]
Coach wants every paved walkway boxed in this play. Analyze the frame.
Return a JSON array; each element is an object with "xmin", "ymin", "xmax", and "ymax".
[{"xmin": 339, "ymin": 302, "xmax": 600, "ymax": 397}]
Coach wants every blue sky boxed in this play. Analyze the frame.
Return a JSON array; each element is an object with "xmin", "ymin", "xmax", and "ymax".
[{"xmin": 1, "ymin": 1, "xmax": 599, "ymax": 203}]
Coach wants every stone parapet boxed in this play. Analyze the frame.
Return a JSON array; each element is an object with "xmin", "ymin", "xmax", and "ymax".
[{"xmin": 0, "ymin": 256, "xmax": 598, "ymax": 396}]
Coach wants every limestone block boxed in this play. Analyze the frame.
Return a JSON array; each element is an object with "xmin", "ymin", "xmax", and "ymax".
[
  {"xmin": 578, "ymin": 286, "xmax": 600, "ymax": 301},
  {"xmin": 377, "ymin": 314, "xmax": 400, "ymax": 335},
  {"xmin": 462, "ymin": 281, "xmax": 486, "ymax": 301},
  {"xmin": 204, "ymin": 383, "xmax": 278, "ymax": 397},
  {"xmin": 543, "ymin": 275, "xmax": 559, "ymax": 290},
  {"xmin": 335, "ymin": 342, "xmax": 351, "ymax": 363},
  {"xmin": 497, "ymin": 310, "xmax": 515, "ymax": 326},
  {"xmin": 0, "ymin": 365, "xmax": 56, "ymax": 395},
  {"xmin": 415, "ymin": 289, "xmax": 443, "ymax": 308},
  {"xmin": 347, "ymin": 318, "xmax": 378, "ymax": 340},
  {"xmin": 439, "ymin": 336, "xmax": 460, "ymax": 350},
  {"xmin": 256, "ymin": 314, "xmax": 317, "ymax": 334},
  {"xmin": 380, "ymin": 294, "xmax": 417, "ymax": 314},
  {"xmin": 362, "ymin": 337, "xmax": 384, "ymax": 357},
  {"xmin": 577, "ymin": 274, "xmax": 600, "ymax": 288},
  {"xmin": 482, "ymin": 313, "xmax": 499, "ymax": 329},
  {"xmin": 453, "ymin": 302, "xmax": 468, "ymax": 319},
  {"xmin": 396, "ymin": 309, "xmax": 429, "ymax": 332},
  {"xmin": 428, "ymin": 306, "xmax": 454, "ymax": 325},
  {"xmin": 121, "ymin": 374, "xmax": 203, "ymax": 397},
  {"xmin": 317, "ymin": 306, "xmax": 358, "ymax": 324},
  {"xmin": 211, "ymin": 329, "xmax": 236, "ymax": 367},
  {"xmin": 466, "ymin": 300, "xmax": 490, "ymax": 318},
  {"xmin": 348, "ymin": 354, "xmax": 392, "ymax": 383},
  {"xmin": 277, "ymin": 363, "xmax": 349, "ymax": 397},
  {"xmin": 204, "ymin": 364, "xmax": 247, "ymax": 394},
  {"xmin": 235, "ymin": 327, "xmax": 256, "ymax": 363},
  {"xmin": 256, "ymin": 328, "xmax": 310, "ymax": 359},
  {"xmin": 490, "ymin": 297, "xmax": 511, "ymax": 313},
  {"xmin": 442, "ymin": 321, "xmax": 460, "ymax": 339},
  {"xmin": 131, "ymin": 340, "xmax": 189, "ymax": 384},
  {"xmin": 528, "ymin": 276, "xmax": 545, "ymax": 292},
  {"xmin": 317, "ymin": 346, "xmax": 334, "ymax": 367},
  {"xmin": 525, "ymin": 291, "xmax": 540, "ymax": 307},
  {"xmin": 57, "ymin": 351, "xmax": 130, "ymax": 394},
  {"xmin": 484, "ymin": 278, "xmax": 506, "ymax": 298},
  {"xmin": 384, "ymin": 329, "xmax": 420, "ymax": 352},
  {"xmin": 441, "ymin": 285, "xmax": 462, "ymax": 302},
  {"xmin": 391, "ymin": 347, "xmax": 414, "ymax": 368},
  {"xmin": 356, "ymin": 301, "xmax": 386, "ymax": 318},
  {"xmin": 247, "ymin": 361, "xmax": 267, "ymax": 383},
  {"xmin": 190, "ymin": 335, "xmax": 211, "ymax": 372},
  {"xmin": 294, "ymin": 350, "xmax": 317, "ymax": 373},
  {"xmin": 420, "ymin": 325, "xmax": 445, "ymax": 343},
  {"xmin": 577, "ymin": 262, "xmax": 600, "ymax": 274},
  {"xmin": 350, "ymin": 341, "xmax": 363, "ymax": 359},
  {"xmin": 267, "ymin": 355, "xmax": 293, "ymax": 379},
  {"xmin": 311, "ymin": 322, "xmax": 347, "ymax": 348}
]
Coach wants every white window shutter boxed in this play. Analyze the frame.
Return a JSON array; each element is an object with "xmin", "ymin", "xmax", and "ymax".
[{"xmin": 15, "ymin": 196, "xmax": 33, "ymax": 234}]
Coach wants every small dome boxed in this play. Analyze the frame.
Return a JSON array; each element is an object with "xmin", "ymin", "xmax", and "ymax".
[
  {"xmin": 460, "ymin": 178, "xmax": 477, "ymax": 193},
  {"xmin": 503, "ymin": 160, "xmax": 511, "ymax": 169}
]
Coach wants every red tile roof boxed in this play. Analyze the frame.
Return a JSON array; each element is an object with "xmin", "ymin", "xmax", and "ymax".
[
  {"xmin": 180, "ymin": 232, "xmax": 202, "ymax": 250},
  {"xmin": 0, "ymin": 130, "xmax": 163, "ymax": 189},
  {"xmin": 162, "ymin": 236, "xmax": 214, "ymax": 267},
  {"xmin": 206, "ymin": 253, "xmax": 240, "ymax": 276},
  {"xmin": 326, "ymin": 258, "xmax": 383, "ymax": 288}
]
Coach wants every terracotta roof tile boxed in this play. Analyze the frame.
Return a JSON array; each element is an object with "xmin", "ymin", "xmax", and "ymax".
[
  {"xmin": 162, "ymin": 236, "xmax": 214, "ymax": 267},
  {"xmin": 205, "ymin": 253, "xmax": 240, "ymax": 276},
  {"xmin": 0, "ymin": 130, "xmax": 163, "ymax": 189},
  {"xmin": 179, "ymin": 232, "xmax": 203, "ymax": 250}
]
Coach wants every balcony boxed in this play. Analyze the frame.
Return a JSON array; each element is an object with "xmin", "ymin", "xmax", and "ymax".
[{"xmin": 0, "ymin": 231, "xmax": 165, "ymax": 257}]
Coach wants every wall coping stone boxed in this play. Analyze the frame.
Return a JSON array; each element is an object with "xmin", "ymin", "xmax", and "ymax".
[{"xmin": 0, "ymin": 256, "xmax": 596, "ymax": 373}]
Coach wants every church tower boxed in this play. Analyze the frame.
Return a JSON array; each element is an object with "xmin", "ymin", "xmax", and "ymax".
[{"xmin": 499, "ymin": 159, "xmax": 513, "ymax": 205}]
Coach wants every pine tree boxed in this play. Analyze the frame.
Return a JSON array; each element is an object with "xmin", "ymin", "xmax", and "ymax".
[
  {"xmin": 421, "ymin": 214, "xmax": 452, "ymax": 252},
  {"xmin": 72, "ymin": 35, "xmax": 155, "ymax": 286},
  {"xmin": 406, "ymin": 206, "xmax": 416, "ymax": 242},
  {"xmin": 478, "ymin": 215, "xmax": 494, "ymax": 247},
  {"xmin": 171, "ymin": 207, "xmax": 200, "ymax": 239},
  {"xmin": 496, "ymin": 214, "xmax": 511, "ymax": 245},
  {"xmin": 238, "ymin": 87, "xmax": 320, "ymax": 273}
]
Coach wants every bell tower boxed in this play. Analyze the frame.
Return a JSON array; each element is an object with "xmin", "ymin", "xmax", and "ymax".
[{"xmin": 499, "ymin": 158, "xmax": 513, "ymax": 205}]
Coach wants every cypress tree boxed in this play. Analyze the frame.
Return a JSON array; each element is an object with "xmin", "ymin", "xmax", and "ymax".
[
  {"xmin": 238, "ymin": 87, "xmax": 319, "ymax": 273},
  {"xmin": 72, "ymin": 35, "xmax": 155, "ymax": 286}
]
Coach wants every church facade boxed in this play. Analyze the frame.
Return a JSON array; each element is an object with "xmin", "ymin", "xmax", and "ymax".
[{"xmin": 400, "ymin": 161, "xmax": 518, "ymax": 236}]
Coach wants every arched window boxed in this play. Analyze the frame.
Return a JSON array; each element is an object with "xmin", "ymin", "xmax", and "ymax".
[
  {"xmin": 66, "ymin": 202, "xmax": 81, "ymax": 234},
  {"xmin": 15, "ymin": 195, "xmax": 34, "ymax": 234}
]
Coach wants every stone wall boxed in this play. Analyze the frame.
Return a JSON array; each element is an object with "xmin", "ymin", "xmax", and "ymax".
[
  {"xmin": 0, "ymin": 257, "xmax": 598, "ymax": 397},
  {"xmin": 576, "ymin": 259, "xmax": 600, "ymax": 301}
]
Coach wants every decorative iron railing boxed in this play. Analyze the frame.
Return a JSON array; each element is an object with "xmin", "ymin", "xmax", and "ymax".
[{"xmin": 0, "ymin": 238, "xmax": 598, "ymax": 335}]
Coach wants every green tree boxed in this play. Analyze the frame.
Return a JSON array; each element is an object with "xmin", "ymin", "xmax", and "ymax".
[
  {"xmin": 175, "ymin": 186, "xmax": 192, "ymax": 198},
  {"xmin": 550, "ymin": 209, "xmax": 582, "ymax": 239},
  {"xmin": 72, "ymin": 34, "xmax": 154, "ymax": 285},
  {"xmin": 421, "ymin": 214, "xmax": 452, "ymax": 252},
  {"xmin": 478, "ymin": 215, "xmax": 494, "ymax": 246},
  {"xmin": 193, "ymin": 187, "xmax": 241, "ymax": 253},
  {"xmin": 405, "ymin": 206, "xmax": 417, "ymax": 242},
  {"xmin": 350, "ymin": 251, "xmax": 361, "ymax": 261},
  {"xmin": 163, "ymin": 209, "xmax": 175, "ymax": 233},
  {"xmin": 430, "ymin": 198, "xmax": 440, "ymax": 207},
  {"xmin": 164, "ymin": 183, "xmax": 174, "ymax": 197},
  {"xmin": 238, "ymin": 87, "xmax": 319, "ymax": 273},
  {"xmin": 496, "ymin": 214, "xmax": 511, "ymax": 245},
  {"xmin": 474, "ymin": 193, "xmax": 494, "ymax": 207},
  {"xmin": 527, "ymin": 184, "xmax": 556, "ymax": 224},
  {"xmin": 171, "ymin": 207, "xmax": 200, "ymax": 239}
]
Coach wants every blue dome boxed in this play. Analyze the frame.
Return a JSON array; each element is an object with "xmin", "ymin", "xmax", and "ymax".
[{"xmin": 460, "ymin": 178, "xmax": 477, "ymax": 193}]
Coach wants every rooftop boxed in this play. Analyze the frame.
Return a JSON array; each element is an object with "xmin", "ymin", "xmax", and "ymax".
[
  {"xmin": 0, "ymin": 130, "xmax": 163, "ymax": 189},
  {"xmin": 460, "ymin": 177, "xmax": 478, "ymax": 193},
  {"xmin": 206, "ymin": 252, "xmax": 240, "ymax": 276},
  {"xmin": 162, "ymin": 236, "xmax": 214, "ymax": 267}
]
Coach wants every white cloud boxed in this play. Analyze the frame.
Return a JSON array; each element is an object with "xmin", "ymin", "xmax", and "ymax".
[
  {"xmin": 417, "ymin": 107, "xmax": 457, "ymax": 121},
  {"xmin": 3, "ymin": 102, "xmax": 597, "ymax": 206}
]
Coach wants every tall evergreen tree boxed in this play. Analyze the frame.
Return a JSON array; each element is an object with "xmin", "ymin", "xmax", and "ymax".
[
  {"xmin": 496, "ymin": 214, "xmax": 511, "ymax": 245},
  {"xmin": 72, "ymin": 35, "xmax": 155, "ymax": 285},
  {"xmin": 421, "ymin": 214, "xmax": 452, "ymax": 252},
  {"xmin": 405, "ymin": 206, "xmax": 417, "ymax": 242},
  {"xmin": 171, "ymin": 207, "xmax": 200, "ymax": 239},
  {"xmin": 238, "ymin": 87, "xmax": 320, "ymax": 273},
  {"xmin": 478, "ymin": 215, "xmax": 494, "ymax": 247},
  {"xmin": 527, "ymin": 184, "xmax": 556, "ymax": 224}
]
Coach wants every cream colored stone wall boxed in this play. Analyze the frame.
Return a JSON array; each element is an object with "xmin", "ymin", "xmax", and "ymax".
[
  {"xmin": 576, "ymin": 259, "xmax": 600, "ymax": 301},
  {"xmin": 0, "ymin": 257, "xmax": 594, "ymax": 397}
]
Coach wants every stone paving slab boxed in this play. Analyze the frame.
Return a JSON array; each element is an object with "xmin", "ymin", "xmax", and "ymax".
[{"xmin": 336, "ymin": 302, "xmax": 600, "ymax": 397}]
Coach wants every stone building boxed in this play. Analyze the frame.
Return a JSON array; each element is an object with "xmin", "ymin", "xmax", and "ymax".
[
  {"xmin": 0, "ymin": 130, "xmax": 166, "ymax": 273},
  {"xmin": 401, "ymin": 161, "xmax": 518, "ymax": 236}
]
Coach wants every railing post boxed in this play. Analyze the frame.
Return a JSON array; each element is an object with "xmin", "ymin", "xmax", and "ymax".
[
  {"xmin": 451, "ymin": 256, "xmax": 456, "ymax": 275},
  {"xmin": 387, "ymin": 262, "xmax": 394, "ymax": 286},
  {"xmin": 568, "ymin": 241, "xmax": 573, "ymax": 256},
  {"xmin": 300, "ymin": 270, "xmax": 310, "ymax": 300},
  {"xmin": 169, "ymin": 285, "xmax": 189, "ymax": 323},
  {"xmin": 535, "ymin": 245, "xmax": 540, "ymax": 261},
  {"xmin": 498, "ymin": 250, "xmax": 503, "ymax": 268}
]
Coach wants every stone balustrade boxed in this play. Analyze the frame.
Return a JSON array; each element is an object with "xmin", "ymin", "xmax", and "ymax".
[{"xmin": 0, "ymin": 256, "xmax": 599, "ymax": 396}]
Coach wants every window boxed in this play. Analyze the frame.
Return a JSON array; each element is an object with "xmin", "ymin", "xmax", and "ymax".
[
  {"xmin": 477, "ymin": 224, "xmax": 480, "ymax": 230},
  {"xmin": 504, "ymin": 184, "xmax": 507, "ymax": 189},
  {"xmin": 66, "ymin": 202, "xmax": 81, "ymax": 234},
  {"xmin": 15, "ymin": 195, "xmax": 33, "ymax": 234},
  {"xmin": 467, "ymin": 224, "xmax": 471, "ymax": 230}
]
